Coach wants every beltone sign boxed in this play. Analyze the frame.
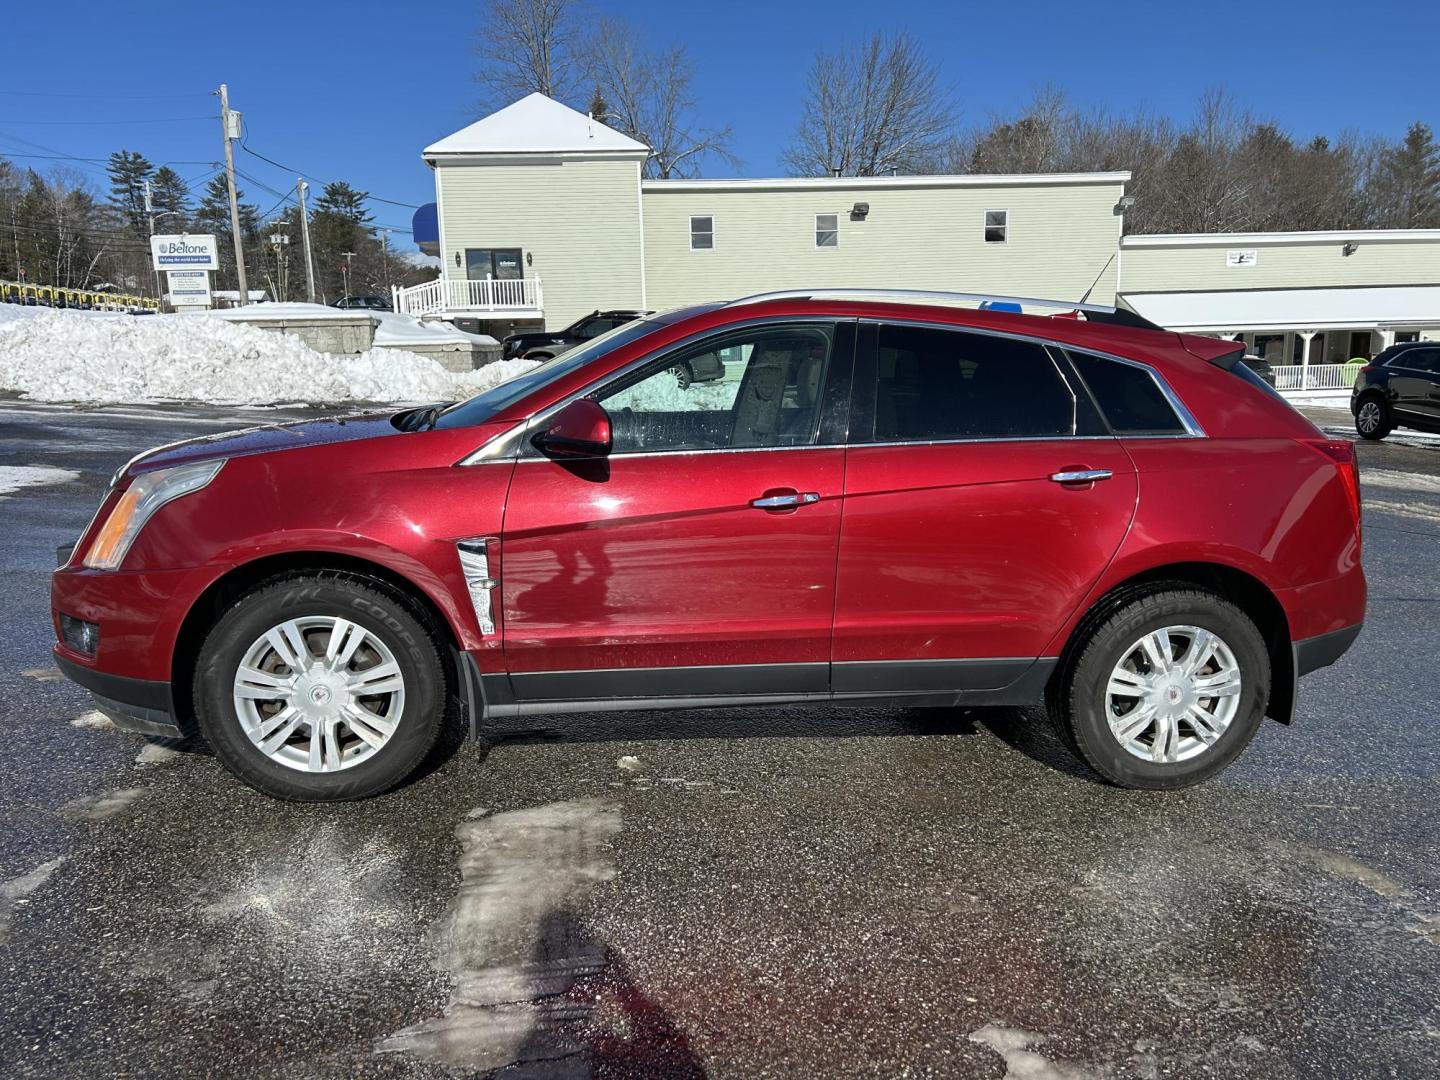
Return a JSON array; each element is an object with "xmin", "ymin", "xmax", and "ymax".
[{"xmin": 150, "ymin": 234, "xmax": 219, "ymax": 271}]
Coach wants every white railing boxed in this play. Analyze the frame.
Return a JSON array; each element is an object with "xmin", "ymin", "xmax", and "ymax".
[
  {"xmin": 393, "ymin": 276, "xmax": 543, "ymax": 317},
  {"xmin": 1271, "ymin": 363, "xmax": 1359, "ymax": 392}
]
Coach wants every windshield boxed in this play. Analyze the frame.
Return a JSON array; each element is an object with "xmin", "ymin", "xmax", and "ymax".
[{"xmin": 433, "ymin": 319, "xmax": 663, "ymax": 430}]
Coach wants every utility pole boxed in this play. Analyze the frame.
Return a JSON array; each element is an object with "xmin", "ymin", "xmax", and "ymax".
[
  {"xmin": 380, "ymin": 228, "xmax": 392, "ymax": 293},
  {"xmin": 143, "ymin": 178, "xmax": 163, "ymax": 303},
  {"xmin": 341, "ymin": 251, "xmax": 356, "ymax": 298},
  {"xmin": 217, "ymin": 83, "xmax": 249, "ymax": 306},
  {"xmin": 297, "ymin": 178, "xmax": 316, "ymax": 303}
]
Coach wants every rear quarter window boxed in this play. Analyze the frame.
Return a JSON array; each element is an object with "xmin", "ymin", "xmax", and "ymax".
[{"xmin": 1066, "ymin": 350, "xmax": 1187, "ymax": 435}]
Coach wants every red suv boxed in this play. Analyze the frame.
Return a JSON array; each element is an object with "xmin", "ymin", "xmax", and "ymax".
[{"xmin": 51, "ymin": 292, "xmax": 1365, "ymax": 800}]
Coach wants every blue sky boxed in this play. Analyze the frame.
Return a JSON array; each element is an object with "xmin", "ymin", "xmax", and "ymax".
[{"xmin": 2, "ymin": 0, "xmax": 1436, "ymax": 253}]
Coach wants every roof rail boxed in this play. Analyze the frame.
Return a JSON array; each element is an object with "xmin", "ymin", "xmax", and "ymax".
[{"xmin": 725, "ymin": 288, "xmax": 1163, "ymax": 330}]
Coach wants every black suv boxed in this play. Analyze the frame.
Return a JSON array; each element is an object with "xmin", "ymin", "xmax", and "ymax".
[
  {"xmin": 1351, "ymin": 341, "xmax": 1440, "ymax": 440},
  {"xmin": 333, "ymin": 295, "xmax": 393, "ymax": 312},
  {"xmin": 503, "ymin": 309, "xmax": 651, "ymax": 360}
]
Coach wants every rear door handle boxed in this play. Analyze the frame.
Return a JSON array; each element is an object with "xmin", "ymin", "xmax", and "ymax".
[
  {"xmin": 751, "ymin": 490, "xmax": 821, "ymax": 510},
  {"xmin": 1050, "ymin": 468, "xmax": 1113, "ymax": 485}
]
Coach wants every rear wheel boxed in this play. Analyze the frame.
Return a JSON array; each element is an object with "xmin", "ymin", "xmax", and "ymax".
[
  {"xmin": 1047, "ymin": 588, "xmax": 1270, "ymax": 789},
  {"xmin": 194, "ymin": 574, "xmax": 446, "ymax": 801},
  {"xmin": 1355, "ymin": 394, "xmax": 1392, "ymax": 440}
]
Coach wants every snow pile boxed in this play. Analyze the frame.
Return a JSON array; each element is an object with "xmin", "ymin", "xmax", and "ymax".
[{"xmin": 0, "ymin": 308, "xmax": 535, "ymax": 404}]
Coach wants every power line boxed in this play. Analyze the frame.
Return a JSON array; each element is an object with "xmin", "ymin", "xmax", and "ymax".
[
  {"xmin": 239, "ymin": 141, "xmax": 423, "ymax": 209},
  {"xmin": 0, "ymin": 89, "xmax": 214, "ymax": 101},
  {"xmin": 0, "ymin": 116, "xmax": 218, "ymax": 126}
]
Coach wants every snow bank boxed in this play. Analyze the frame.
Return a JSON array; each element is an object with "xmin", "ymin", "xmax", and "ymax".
[{"xmin": 0, "ymin": 308, "xmax": 535, "ymax": 405}]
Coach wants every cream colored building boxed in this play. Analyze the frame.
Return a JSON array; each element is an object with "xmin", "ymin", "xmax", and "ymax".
[{"xmin": 404, "ymin": 94, "xmax": 1440, "ymax": 391}]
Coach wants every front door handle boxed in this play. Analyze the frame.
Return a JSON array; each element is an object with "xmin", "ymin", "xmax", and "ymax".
[
  {"xmin": 751, "ymin": 489, "xmax": 821, "ymax": 510},
  {"xmin": 1050, "ymin": 468, "xmax": 1113, "ymax": 485}
]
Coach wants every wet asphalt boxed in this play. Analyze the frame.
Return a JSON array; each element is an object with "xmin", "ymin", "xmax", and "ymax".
[{"xmin": 0, "ymin": 399, "xmax": 1436, "ymax": 1080}]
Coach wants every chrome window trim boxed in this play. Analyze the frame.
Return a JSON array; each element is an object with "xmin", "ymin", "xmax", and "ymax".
[
  {"xmin": 460, "ymin": 314, "xmax": 848, "ymax": 466},
  {"xmin": 858, "ymin": 316, "xmax": 1206, "ymax": 439}
]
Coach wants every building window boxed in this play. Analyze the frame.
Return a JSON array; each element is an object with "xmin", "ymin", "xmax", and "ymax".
[
  {"xmin": 690, "ymin": 216, "xmax": 714, "ymax": 250},
  {"xmin": 815, "ymin": 213, "xmax": 839, "ymax": 248},
  {"xmin": 984, "ymin": 210, "xmax": 1007, "ymax": 244}
]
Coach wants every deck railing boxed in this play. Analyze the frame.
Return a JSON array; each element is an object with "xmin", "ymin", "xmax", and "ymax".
[
  {"xmin": 1271, "ymin": 363, "xmax": 1360, "ymax": 392},
  {"xmin": 393, "ymin": 276, "xmax": 542, "ymax": 317}
]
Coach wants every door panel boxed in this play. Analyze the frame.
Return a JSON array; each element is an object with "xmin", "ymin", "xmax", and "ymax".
[
  {"xmin": 499, "ymin": 449, "xmax": 844, "ymax": 689},
  {"xmin": 833, "ymin": 441, "xmax": 1137, "ymax": 680}
]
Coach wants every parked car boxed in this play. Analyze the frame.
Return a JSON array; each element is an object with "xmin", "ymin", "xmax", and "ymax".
[
  {"xmin": 52, "ymin": 290, "xmax": 1365, "ymax": 801},
  {"xmin": 1238, "ymin": 354, "xmax": 1276, "ymax": 387},
  {"xmin": 1351, "ymin": 340, "xmax": 1440, "ymax": 439},
  {"xmin": 333, "ymin": 295, "xmax": 393, "ymax": 312},
  {"xmin": 503, "ymin": 309, "xmax": 651, "ymax": 360}
]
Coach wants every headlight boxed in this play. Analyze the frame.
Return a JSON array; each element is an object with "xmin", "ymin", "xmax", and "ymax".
[{"xmin": 83, "ymin": 459, "xmax": 225, "ymax": 570}]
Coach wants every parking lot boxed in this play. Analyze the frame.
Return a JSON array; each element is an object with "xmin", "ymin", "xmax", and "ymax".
[{"xmin": 0, "ymin": 398, "xmax": 1436, "ymax": 1079}]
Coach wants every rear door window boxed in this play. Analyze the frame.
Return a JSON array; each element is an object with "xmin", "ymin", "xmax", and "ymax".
[
  {"xmin": 1065, "ymin": 350, "xmax": 1187, "ymax": 435},
  {"xmin": 864, "ymin": 325, "xmax": 1076, "ymax": 441}
]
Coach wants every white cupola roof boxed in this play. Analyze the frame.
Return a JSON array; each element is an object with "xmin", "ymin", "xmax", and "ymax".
[{"xmin": 423, "ymin": 93, "xmax": 649, "ymax": 158}]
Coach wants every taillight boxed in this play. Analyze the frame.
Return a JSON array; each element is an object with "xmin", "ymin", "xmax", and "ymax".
[{"xmin": 1299, "ymin": 438, "xmax": 1361, "ymax": 543}]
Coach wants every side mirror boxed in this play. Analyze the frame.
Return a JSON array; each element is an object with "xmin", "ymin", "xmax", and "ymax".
[{"xmin": 532, "ymin": 398, "xmax": 612, "ymax": 459}]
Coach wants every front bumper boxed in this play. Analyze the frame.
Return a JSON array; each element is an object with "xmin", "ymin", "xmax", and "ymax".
[{"xmin": 54, "ymin": 651, "xmax": 181, "ymax": 737}]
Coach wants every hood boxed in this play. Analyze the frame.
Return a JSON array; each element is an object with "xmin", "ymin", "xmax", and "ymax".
[{"xmin": 122, "ymin": 412, "xmax": 404, "ymax": 479}]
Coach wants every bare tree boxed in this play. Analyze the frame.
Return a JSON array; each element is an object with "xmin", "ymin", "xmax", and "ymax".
[
  {"xmin": 474, "ymin": 0, "xmax": 586, "ymax": 108},
  {"xmin": 784, "ymin": 32, "xmax": 954, "ymax": 177},
  {"xmin": 590, "ymin": 19, "xmax": 736, "ymax": 179}
]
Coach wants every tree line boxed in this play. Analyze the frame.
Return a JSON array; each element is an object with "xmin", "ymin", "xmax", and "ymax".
[
  {"xmin": 0, "ymin": 152, "xmax": 433, "ymax": 299},
  {"xmin": 476, "ymin": 4, "xmax": 1440, "ymax": 232}
]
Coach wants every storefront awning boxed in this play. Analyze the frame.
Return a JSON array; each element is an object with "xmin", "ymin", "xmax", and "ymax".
[{"xmin": 1119, "ymin": 286, "xmax": 1440, "ymax": 333}]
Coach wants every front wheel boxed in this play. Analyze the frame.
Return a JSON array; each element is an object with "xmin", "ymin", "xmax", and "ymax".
[
  {"xmin": 1047, "ymin": 588, "xmax": 1270, "ymax": 789},
  {"xmin": 1355, "ymin": 395, "xmax": 1392, "ymax": 440},
  {"xmin": 194, "ymin": 574, "xmax": 446, "ymax": 801}
]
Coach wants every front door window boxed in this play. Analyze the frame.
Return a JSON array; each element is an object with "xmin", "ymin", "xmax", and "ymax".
[{"xmin": 465, "ymin": 248, "xmax": 524, "ymax": 280}]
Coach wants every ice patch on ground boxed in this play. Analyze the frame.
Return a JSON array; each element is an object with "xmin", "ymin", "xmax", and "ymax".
[
  {"xmin": 0, "ymin": 307, "xmax": 536, "ymax": 404},
  {"xmin": 379, "ymin": 799, "xmax": 621, "ymax": 1070},
  {"xmin": 0, "ymin": 465, "xmax": 78, "ymax": 499},
  {"xmin": 0, "ymin": 856, "xmax": 66, "ymax": 943},
  {"xmin": 1363, "ymin": 469, "xmax": 1440, "ymax": 496},
  {"xmin": 969, "ymin": 1025, "xmax": 1098, "ymax": 1080},
  {"xmin": 71, "ymin": 710, "xmax": 115, "ymax": 732},
  {"xmin": 134, "ymin": 741, "xmax": 185, "ymax": 766},
  {"xmin": 20, "ymin": 667, "xmax": 63, "ymax": 682},
  {"xmin": 202, "ymin": 825, "xmax": 410, "ymax": 981},
  {"xmin": 62, "ymin": 787, "xmax": 147, "ymax": 821},
  {"xmin": 1365, "ymin": 498, "xmax": 1440, "ymax": 526}
]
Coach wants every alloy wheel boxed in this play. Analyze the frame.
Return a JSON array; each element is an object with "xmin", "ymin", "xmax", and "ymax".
[
  {"xmin": 1104, "ymin": 625, "xmax": 1242, "ymax": 764},
  {"xmin": 232, "ymin": 616, "xmax": 406, "ymax": 773},
  {"xmin": 1357, "ymin": 400, "xmax": 1382, "ymax": 435}
]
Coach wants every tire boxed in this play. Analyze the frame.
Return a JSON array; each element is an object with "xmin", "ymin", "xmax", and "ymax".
[
  {"xmin": 672, "ymin": 363, "xmax": 694, "ymax": 390},
  {"xmin": 1046, "ymin": 587, "xmax": 1270, "ymax": 789},
  {"xmin": 1354, "ymin": 394, "xmax": 1392, "ymax": 440},
  {"xmin": 193, "ymin": 573, "xmax": 447, "ymax": 801}
]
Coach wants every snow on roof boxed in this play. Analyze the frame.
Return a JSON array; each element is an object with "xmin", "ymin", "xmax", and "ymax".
[
  {"xmin": 1121, "ymin": 285, "xmax": 1440, "ymax": 332},
  {"xmin": 423, "ymin": 93, "xmax": 649, "ymax": 158}
]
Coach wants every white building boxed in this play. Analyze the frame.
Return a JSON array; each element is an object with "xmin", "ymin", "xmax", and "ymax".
[{"xmin": 403, "ymin": 93, "xmax": 1440, "ymax": 391}]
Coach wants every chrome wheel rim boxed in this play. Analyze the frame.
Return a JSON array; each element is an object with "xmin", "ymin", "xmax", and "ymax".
[
  {"xmin": 1105, "ymin": 625, "xmax": 1242, "ymax": 764},
  {"xmin": 1357, "ymin": 401, "xmax": 1381, "ymax": 434},
  {"xmin": 233, "ymin": 616, "xmax": 406, "ymax": 773}
]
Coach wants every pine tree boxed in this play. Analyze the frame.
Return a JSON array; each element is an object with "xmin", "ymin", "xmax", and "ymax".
[
  {"xmin": 313, "ymin": 181, "xmax": 371, "ymax": 224},
  {"xmin": 588, "ymin": 86, "xmax": 610, "ymax": 125},
  {"xmin": 106, "ymin": 150, "xmax": 154, "ymax": 238},
  {"xmin": 1370, "ymin": 122, "xmax": 1440, "ymax": 228},
  {"xmin": 192, "ymin": 174, "xmax": 259, "ymax": 291},
  {"xmin": 149, "ymin": 166, "xmax": 191, "ymax": 232}
]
